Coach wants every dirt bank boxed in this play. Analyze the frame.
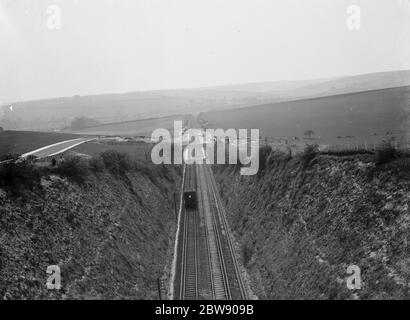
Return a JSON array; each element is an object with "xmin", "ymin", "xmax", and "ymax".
[
  {"xmin": 214, "ymin": 153, "xmax": 410, "ymax": 299},
  {"xmin": 0, "ymin": 163, "xmax": 179, "ymax": 299}
]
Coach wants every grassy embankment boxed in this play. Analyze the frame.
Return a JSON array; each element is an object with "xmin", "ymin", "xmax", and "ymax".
[
  {"xmin": 214, "ymin": 143, "xmax": 410, "ymax": 299},
  {"xmin": 0, "ymin": 150, "xmax": 180, "ymax": 299}
]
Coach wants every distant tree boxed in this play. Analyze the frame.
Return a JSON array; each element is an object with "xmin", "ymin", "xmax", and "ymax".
[
  {"xmin": 70, "ymin": 117, "xmax": 100, "ymax": 130},
  {"xmin": 0, "ymin": 126, "xmax": 3, "ymax": 133},
  {"xmin": 304, "ymin": 130, "xmax": 315, "ymax": 138}
]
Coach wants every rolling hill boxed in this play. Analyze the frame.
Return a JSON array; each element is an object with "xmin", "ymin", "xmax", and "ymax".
[
  {"xmin": 1, "ymin": 70, "xmax": 409, "ymax": 132},
  {"xmin": 200, "ymin": 86, "xmax": 410, "ymax": 145}
]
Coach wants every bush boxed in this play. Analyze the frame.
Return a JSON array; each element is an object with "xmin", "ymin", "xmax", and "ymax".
[
  {"xmin": 54, "ymin": 156, "xmax": 90, "ymax": 184},
  {"xmin": 301, "ymin": 144, "xmax": 319, "ymax": 168},
  {"xmin": 89, "ymin": 155, "xmax": 105, "ymax": 173},
  {"xmin": 0, "ymin": 160, "xmax": 41, "ymax": 193},
  {"xmin": 100, "ymin": 150, "xmax": 132, "ymax": 175},
  {"xmin": 375, "ymin": 141, "xmax": 398, "ymax": 165}
]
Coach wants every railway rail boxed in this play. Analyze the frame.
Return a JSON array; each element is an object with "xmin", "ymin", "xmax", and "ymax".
[{"xmin": 175, "ymin": 163, "xmax": 246, "ymax": 300}]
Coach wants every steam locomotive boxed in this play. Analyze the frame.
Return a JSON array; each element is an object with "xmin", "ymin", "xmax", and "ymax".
[{"xmin": 183, "ymin": 164, "xmax": 197, "ymax": 209}]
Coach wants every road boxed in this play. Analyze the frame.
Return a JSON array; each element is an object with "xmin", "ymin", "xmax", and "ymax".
[{"xmin": 20, "ymin": 137, "xmax": 94, "ymax": 159}]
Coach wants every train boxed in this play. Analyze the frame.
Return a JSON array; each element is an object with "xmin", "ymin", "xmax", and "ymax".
[{"xmin": 183, "ymin": 164, "xmax": 197, "ymax": 209}]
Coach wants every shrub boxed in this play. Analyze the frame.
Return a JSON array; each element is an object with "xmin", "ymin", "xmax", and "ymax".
[
  {"xmin": 89, "ymin": 155, "xmax": 105, "ymax": 173},
  {"xmin": 0, "ymin": 160, "xmax": 41, "ymax": 193},
  {"xmin": 375, "ymin": 141, "xmax": 398, "ymax": 165},
  {"xmin": 100, "ymin": 150, "xmax": 132, "ymax": 175},
  {"xmin": 301, "ymin": 144, "xmax": 319, "ymax": 168},
  {"xmin": 54, "ymin": 156, "xmax": 90, "ymax": 184}
]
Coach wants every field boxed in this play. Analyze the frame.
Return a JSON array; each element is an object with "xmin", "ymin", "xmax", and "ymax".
[
  {"xmin": 0, "ymin": 130, "xmax": 83, "ymax": 158},
  {"xmin": 0, "ymin": 112, "xmax": 184, "ymax": 161},
  {"xmin": 71, "ymin": 114, "xmax": 187, "ymax": 136},
  {"xmin": 200, "ymin": 86, "xmax": 410, "ymax": 146},
  {"xmin": 1, "ymin": 94, "xmax": 193, "ymax": 131},
  {"xmin": 70, "ymin": 140, "xmax": 152, "ymax": 161},
  {"xmin": 3, "ymin": 70, "xmax": 409, "ymax": 132}
]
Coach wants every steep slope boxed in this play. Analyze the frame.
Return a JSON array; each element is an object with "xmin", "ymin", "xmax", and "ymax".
[
  {"xmin": 214, "ymin": 154, "xmax": 410, "ymax": 299},
  {"xmin": 0, "ymin": 165, "xmax": 180, "ymax": 299}
]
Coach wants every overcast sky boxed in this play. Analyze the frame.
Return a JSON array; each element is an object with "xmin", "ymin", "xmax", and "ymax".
[{"xmin": 1, "ymin": 0, "xmax": 410, "ymax": 102}]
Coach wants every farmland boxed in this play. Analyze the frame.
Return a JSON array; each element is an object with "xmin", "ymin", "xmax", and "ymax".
[
  {"xmin": 70, "ymin": 140, "xmax": 152, "ymax": 161},
  {"xmin": 2, "ymin": 70, "xmax": 409, "ymax": 132},
  {"xmin": 200, "ymin": 86, "xmax": 410, "ymax": 146},
  {"xmin": 0, "ymin": 113, "xmax": 186, "ymax": 161},
  {"xmin": 71, "ymin": 114, "xmax": 188, "ymax": 136},
  {"xmin": 0, "ymin": 130, "xmax": 83, "ymax": 158}
]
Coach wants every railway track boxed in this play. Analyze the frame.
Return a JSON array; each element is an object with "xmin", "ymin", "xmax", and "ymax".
[
  {"xmin": 179, "ymin": 165, "xmax": 200, "ymax": 299},
  {"xmin": 205, "ymin": 164, "xmax": 247, "ymax": 300},
  {"xmin": 175, "ymin": 163, "xmax": 246, "ymax": 300},
  {"xmin": 180, "ymin": 205, "xmax": 199, "ymax": 299}
]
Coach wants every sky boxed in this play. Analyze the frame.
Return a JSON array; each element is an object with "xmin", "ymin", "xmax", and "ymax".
[{"xmin": 0, "ymin": 0, "xmax": 410, "ymax": 102}]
